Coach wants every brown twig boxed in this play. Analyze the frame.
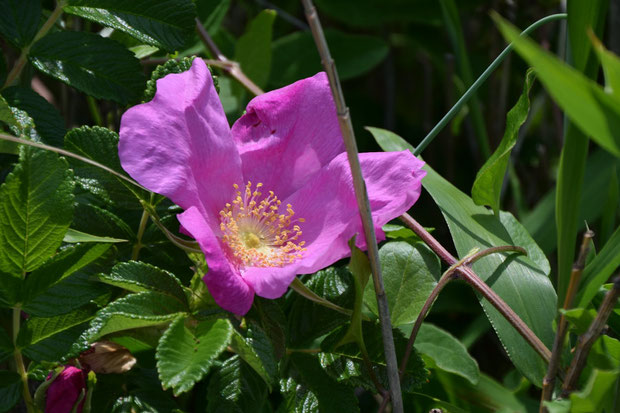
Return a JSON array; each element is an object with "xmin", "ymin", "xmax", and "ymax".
[
  {"xmin": 194, "ymin": 18, "xmax": 264, "ymax": 96},
  {"xmin": 561, "ymin": 276, "xmax": 620, "ymax": 396},
  {"xmin": 540, "ymin": 230, "xmax": 594, "ymax": 411},
  {"xmin": 300, "ymin": 1, "xmax": 403, "ymax": 411}
]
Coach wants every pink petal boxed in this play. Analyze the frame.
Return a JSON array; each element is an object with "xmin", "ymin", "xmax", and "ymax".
[
  {"xmin": 242, "ymin": 265, "xmax": 298, "ymax": 299},
  {"xmin": 119, "ymin": 59, "xmax": 242, "ymax": 227},
  {"xmin": 46, "ymin": 366, "xmax": 86, "ymax": 413},
  {"xmin": 231, "ymin": 72, "xmax": 344, "ymax": 201},
  {"xmin": 286, "ymin": 151, "xmax": 425, "ymax": 274},
  {"xmin": 177, "ymin": 207, "xmax": 254, "ymax": 315}
]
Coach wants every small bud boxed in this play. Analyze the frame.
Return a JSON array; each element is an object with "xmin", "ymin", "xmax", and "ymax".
[
  {"xmin": 45, "ymin": 366, "xmax": 87, "ymax": 413},
  {"xmin": 79, "ymin": 341, "xmax": 136, "ymax": 374}
]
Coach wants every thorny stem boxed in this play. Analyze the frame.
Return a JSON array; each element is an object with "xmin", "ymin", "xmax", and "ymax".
[
  {"xmin": 540, "ymin": 231, "xmax": 594, "ymax": 411},
  {"xmin": 301, "ymin": 1, "xmax": 403, "ymax": 411},
  {"xmin": 195, "ymin": 19, "xmax": 265, "ymax": 96},
  {"xmin": 13, "ymin": 308, "xmax": 35, "ymax": 413},
  {"xmin": 2, "ymin": 0, "xmax": 67, "ymax": 90},
  {"xmin": 561, "ymin": 276, "xmax": 620, "ymax": 396},
  {"xmin": 413, "ymin": 13, "xmax": 567, "ymax": 156}
]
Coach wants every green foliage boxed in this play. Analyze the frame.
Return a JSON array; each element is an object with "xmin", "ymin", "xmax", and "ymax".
[
  {"xmin": 156, "ymin": 316, "xmax": 232, "ymax": 395},
  {"xmin": 64, "ymin": 0, "xmax": 197, "ymax": 52},
  {"xmin": 143, "ymin": 56, "xmax": 197, "ymax": 102},
  {"xmin": 234, "ymin": 10, "xmax": 276, "ymax": 89},
  {"xmin": 206, "ymin": 356, "xmax": 268, "ymax": 413},
  {"xmin": 17, "ymin": 304, "xmax": 97, "ymax": 348},
  {"xmin": 229, "ymin": 324, "xmax": 277, "ymax": 389},
  {"xmin": 0, "ymin": 146, "xmax": 74, "ymax": 275},
  {"xmin": 29, "ymin": 31, "xmax": 145, "ymax": 104},
  {"xmin": 0, "ymin": 371, "xmax": 22, "ymax": 412},
  {"xmin": 472, "ymin": 69, "xmax": 536, "ymax": 214},
  {"xmin": 0, "ymin": 0, "xmax": 41, "ymax": 48}
]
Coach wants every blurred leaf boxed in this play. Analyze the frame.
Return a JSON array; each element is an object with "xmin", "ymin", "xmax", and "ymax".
[
  {"xmin": 234, "ymin": 10, "xmax": 276, "ymax": 89},
  {"xmin": 0, "ymin": 371, "xmax": 21, "ymax": 413},
  {"xmin": 472, "ymin": 69, "xmax": 535, "ymax": 214},
  {"xmin": 1, "ymin": 86, "xmax": 66, "ymax": 147},
  {"xmin": 0, "ymin": 327, "xmax": 11, "ymax": 363},
  {"xmin": 206, "ymin": 355, "xmax": 268, "ymax": 413},
  {"xmin": 314, "ymin": 0, "xmax": 441, "ymax": 27},
  {"xmin": 282, "ymin": 353, "xmax": 359, "ymax": 413},
  {"xmin": 64, "ymin": 0, "xmax": 196, "ymax": 51},
  {"xmin": 156, "ymin": 316, "xmax": 232, "ymax": 395},
  {"xmin": 495, "ymin": 15, "xmax": 620, "ymax": 157},
  {"xmin": 576, "ymin": 225, "xmax": 620, "ymax": 308},
  {"xmin": 590, "ymin": 33, "xmax": 620, "ymax": 99},
  {"xmin": 97, "ymin": 261, "xmax": 187, "ymax": 305},
  {"xmin": 561, "ymin": 308, "xmax": 597, "ymax": 335},
  {"xmin": 0, "ymin": 49, "xmax": 6, "ymax": 86},
  {"xmin": 403, "ymin": 322, "xmax": 480, "ymax": 385},
  {"xmin": 143, "ymin": 56, "xmax": 196, "ymax": 102},
  {"xmin": 29, "ymin": 31, "xmax": 145, "ymax": 104},
  {"xmin": 570, "ymin": 369, "xmax": 619, "ymax": 413},
  {"xmin": 449, "ymin": 372, "xmax": 526, "ymax": 412},
  {"xmin": 0, "ymin": 0, "xmax": 41, "ymax": 48},
  {"xmin": 196, "ymin": 0, "xmax": 230, "ymax": 34},
  {"xmin": 17, "ymin": 304, "xmax": 97, "ymax": 347},
  {"xmin": 364, "ymin": 241, "xmax": 440, "ymax": 326},
  {"xmin": 229, "ymin": 323, "xmax": 277, "ymax": 389},
  {"xmin": 63, "ymin": 228, "xmax": 127, "ymax": 243},
  {"xmin": 567, "ymin": 0, "xmax": 609, "ymax": 74},
  {"xmin": 0, "ymin": 146, "xmax": 74, "ymax": 275},
  {"xmin": 271, "ymin": 29, "xmax": 388, "ymax": 87}
]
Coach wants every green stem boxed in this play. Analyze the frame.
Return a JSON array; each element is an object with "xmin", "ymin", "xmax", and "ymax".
[
  {"xmin": 413, "ymin": 13, "xmax": 567, "ymax": 156},
  {"xmin": 86, "ymin": 96, "xmax": 103, "ymax": 127},
  {"xmin": 2, "ymin": 0, "xmax": 67, "ymax": 89},
  {"xmin": 131, "ymin": 208, "xmax": 150, "ymax": 260},
  {"xmin": 13, "ymin": 308, "xmax": 35, "ymax": 413}
]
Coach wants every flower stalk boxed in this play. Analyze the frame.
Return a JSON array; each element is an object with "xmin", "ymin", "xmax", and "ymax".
[
  {"xmin": 13, "ymin": 307, "xmax": 35, "ymax": 413},
  {"xmin": 300, "ymin": 1, "xmax": 404, "ymax": 411}
]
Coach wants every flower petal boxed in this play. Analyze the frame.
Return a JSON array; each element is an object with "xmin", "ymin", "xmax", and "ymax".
[
  {"xmin": 286, "ymin": 151, "xmax": 425, "ymax": 274},
  {"xmin": 242, "ymin": 265, "xmax": 298, "ymax": 299},
  {"xmin": 231, "ymin": 72, "xmax": 344, "ymax": 200},
  {"xmin": 177, "ymin": 207, "xmax": 254, "ymax": 315},
  {"xmin": 119, "ymin": 59, "xmax": 242, "ymax": 226}
]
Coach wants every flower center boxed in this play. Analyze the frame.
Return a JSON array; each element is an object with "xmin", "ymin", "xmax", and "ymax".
[{"xmin": 219, "ymin": 182, "xmax": 306, "ymax": 268}]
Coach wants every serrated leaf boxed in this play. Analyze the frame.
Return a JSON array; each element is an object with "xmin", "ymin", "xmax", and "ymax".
[
  {"xmin": 405, "ymin": 323, "xmax": 480, "ymax": 385},
  {"xmin": 0, "ymin": 0, "xmax": 41, "ymax": 48},
  {"xmin": 64, "ymin": 0, "xmax": 196, "ymax": 52},
  {"xmin": 0, "ymin": 371, "xmax": 22, "ymax": 413},
  {"xmin": 206, "ymin": 355, "xmax": 268, "ymax": 413},
  {"xmin": 142, "ymin": 56, "xmax": 196, "ymax": 102},
  {"xmin": 156, "ymin": 316, "xmax": 232, "ymax": 395},
  {"xmin": 98, "ymin": 261, "xmax": 187, "ymax": 305},
  {"xmin": 317, "ymin": 352, "xmax": 374, "ymax": 390},
  {"xmin": 29, "ymin": 31, "xmax": 145, "ymax": 104},
  {"xmin": 22, "ymin": 243, "xmax": 110, "ymax": 305},
  {"xmin": 287, "ymin": 267, "xmax": 354, "ymax": 347},
  {"xmin": 229, "ymin": 323, "xmax": 277, "ymax": 389},
  {"xmin": 0, "ymin": 146, "xmax": 74, "ymax": 275},
  {"xmin": 23, "ymin": 322, "xmax": 90, "ymax": 362},
  {"xmin": 234, "ymin": 10, "xmax": 276, "ymax": 89},
  {"xmin": 1, "ymin": 86, "xmax": 66, "ymax": 147},
  {"xmin": 364, "ymin": 241, "xmax": 440, "ymax": 326},
  {"xmin": 251, "ymin": 297, "xmax": 286, "ymax": 359},
  {"xmin": 17, "ymin": 304, "xmax": 97, "ymax": 348},
  {"xmin": 63, "ymin": 228, "xmax": 127, "ymax": 243},
  {"xmin": 472, "ymin": 69, "xmax": 536, "ymax": 214}
]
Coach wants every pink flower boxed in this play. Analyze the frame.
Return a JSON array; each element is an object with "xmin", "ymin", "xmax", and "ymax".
[
  {"xmin": 119, "ymin": 59, "xmax": 425, "ymax": 315},
  {"xmin": 45, "ymin": 366, "xmax": 86, "ymax": 413}
]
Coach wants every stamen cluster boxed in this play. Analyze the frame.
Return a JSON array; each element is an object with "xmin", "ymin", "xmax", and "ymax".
[{"xmin": 219, "ymin": 182, "xmax": 306, "ymax": 267}]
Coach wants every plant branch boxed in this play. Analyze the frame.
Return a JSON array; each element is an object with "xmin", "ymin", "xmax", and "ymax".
[
  {"xmin": 2, "ymin": 0, "xmax": 66, "ymax": 89},
  {"xmin": 300, "ymin": 1, "xmax": 403, "ymax": 411},
  {"xmin": 413, "ymin": 13, "xmax": 567, "ymax": 156},
  {"xmin": 13, "ymin": 308, "xmax": 35, "ymax": 413},
  {"xmin": 561, "ymin": 276, "xmax": 620, "ymax": 396},
  {"xmin": 195, "ymin": 19, "xmax": 265, "ymax": 96},
  {"xmin": 541, "ymin": 230, "xmax": 594, "ymax": 411}
]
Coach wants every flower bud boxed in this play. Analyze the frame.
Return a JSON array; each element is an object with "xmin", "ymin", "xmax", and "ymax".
[
  {"xmin": 78, "ymin": 341, "xmax": 136, "ymax": 374},
  {"xmin": 44, "ymin": 366, "xmax": 87, "ymax": 413}
]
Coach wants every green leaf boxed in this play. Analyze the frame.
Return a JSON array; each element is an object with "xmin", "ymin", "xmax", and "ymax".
[
  {"xmin": 405, "ymin": 323, "xmax": 479, "ymax": 385},
  {"xmin": 234, "ymin": 9, "xmax": 276, "ymax": 89},
  {"xmin": 198, "ymin": 0, "xmax": 230, "ymax": 35},
  {"xmin": 0, "ymin": 0, "xmax": 41, "ymax": 48},
  {"xmin": 576, "ymin": 225, "xmax": 620, "ymax": 308},
  {"xmin": 317, "ymin": 352, "xmax": 374, "ymax": 391},
  {"xmin": 29, "ymin": 31, "xmax": 145, "ymax": 104},
  {"xmin": 472, "ymin": 69, "xmax": 535, "ymax": 214},
  {"xmin": 0, "ymin": 371, "xmax": 22, "ymax": 413},
  {"xmin": 64, "ymin": 0, "xmax": 196, "ymax": 52},
  {"xmin": 83, "ymin": 291, "xmax": 188, "ymax": 343},
  {"xmin": 22, "ymin": 243, "xmax": 111, "ymax": 305},
  {"xmin": 0, "ymin": 146, "xmax": 74, "ymax": 275},
  {"xmin": 567, "ymin": 0, "xmax": 608, "ymax": 74},
  {"xmin": 570, "ymin": 369, "xmax": 619, "ymax": 413},
  {"xmin": 63, "ymin": 228, "xmax": 127, "ymax": 243},
  {"xmin": 17, "ymin": 304, "xmax": 97, "ymax": 348},
  {"xmin": 283, "ymin": 353, "xmax": 359, "ymax": 413},
  {"xmin": 365, "ymin": 126, "xmax": 415, "ymax": 153},
  {"xmin": 206, "ymin": 356, "xmax": 268, "ymax": 413},
  {"xmin": 287, "ymin": 267, "xmax": 354, "ymax": 347},
  {"xmin": 97, "ymin": 261, "xmax": 187, "ymax": 305},
  {"xmin": 364, "ymin": 241, "xmax": 440, "ymax": 326},
  {"xmin": 1, "ymin": 86, "xmax": 66, "ymax": 147},
  {"xmin": 494, "ymin": 15, "xmax": 620, "ymax": 157},
  {"xmin": 142, "ymin": 56, "xmax": 196, "ymax": 102},
  {"xmin": 0, "ymin": 327, "xmax": 12, "ymax": 363},
  {"xmin": 271, "ymin": 29, "xmax": 388, "ymax": 87},
  {"xmin": 561, "ymin": 308, "xmax": 597, "ymax": 335},
  {"xmin": 0, "ymin": 272, "xmax": 22, "ymax": 307},
  {"xmin": 23, "ymin": 322, "xmax": 89, "ymax": 362},
  {"xmin": 591, "ymin": 34, "xmax": 620, "ymax": 100},
  {"xmin": 229, "ymin": 324, "xmax": 277, "ymax": 389},
  {"xmin": 156, "ymin": 316, "xmax": 232, "ymax": 395},
  {"xmin": 369, "ymin": 127, "xmax": 556, "ymax": 386}
]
